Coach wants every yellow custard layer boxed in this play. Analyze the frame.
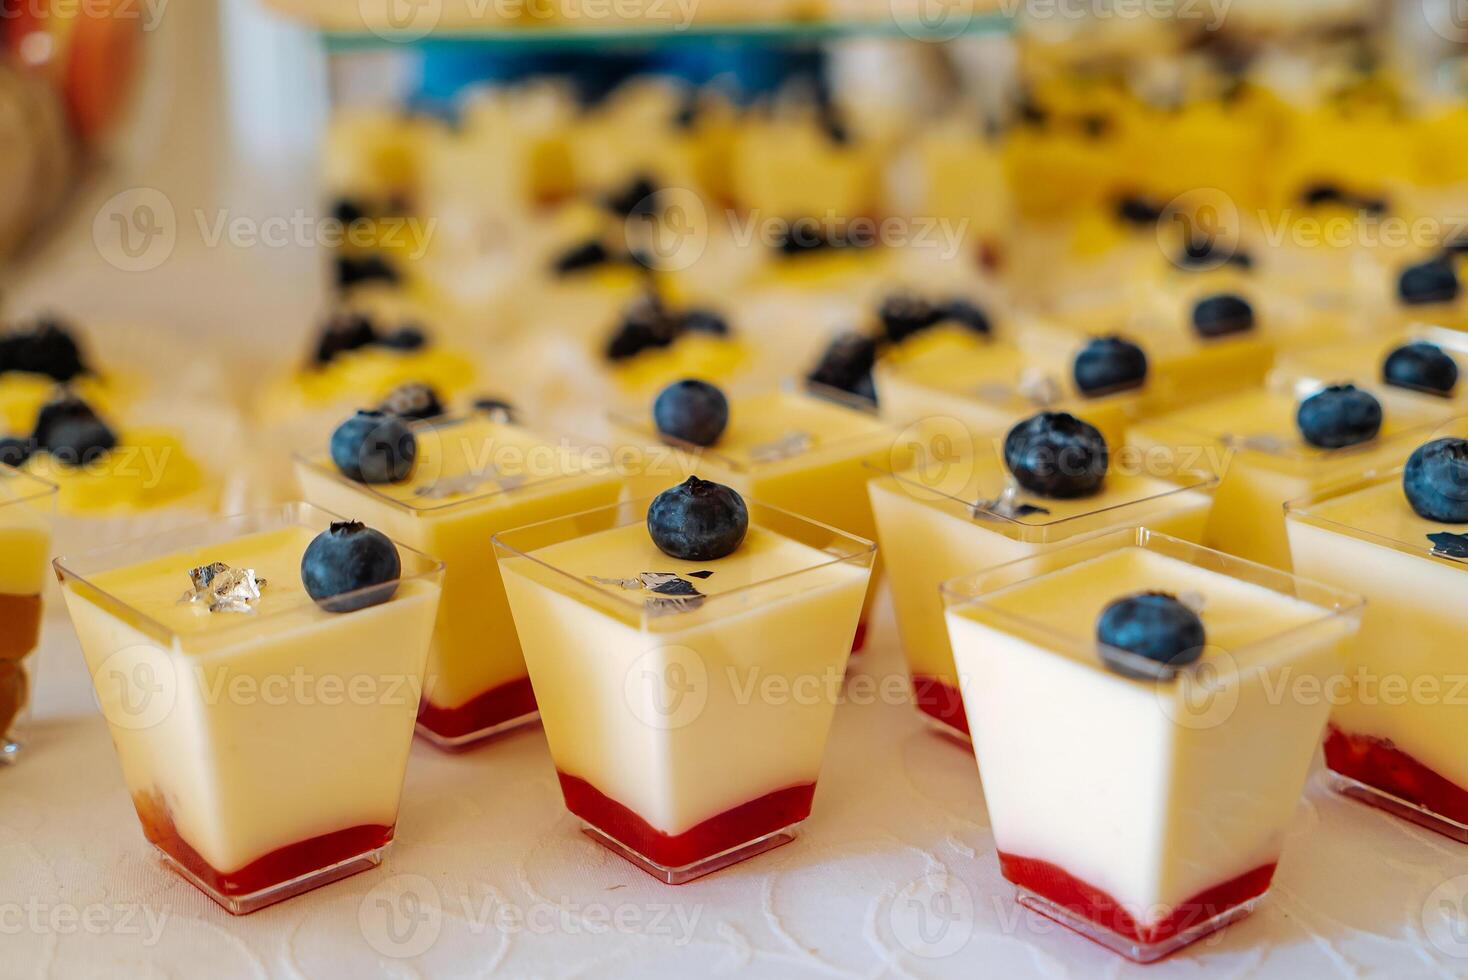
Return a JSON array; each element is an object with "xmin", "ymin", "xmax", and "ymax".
[
  {"xmin": 21, "ymin": 429, "xmax": 206, "ymax": 515},
  {"xmin": 267, "ymin": 346, "xmax": 478, "ymax": 417}
]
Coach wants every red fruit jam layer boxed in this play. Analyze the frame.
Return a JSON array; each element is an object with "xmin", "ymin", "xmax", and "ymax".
[
  {"xmin": 558, "ymin": 772, "xmax": 815, "ymax": 873},
  {"xmin": 910, "ymin": 674, "xmax": 969, "ymax": 737},
  {"xmin": 1324, "ymin": 725, "xmax": 1468, "ymax": 827},
  {"xmin": 134, "ymin": 792, "xmax": 393, "ymax": 902},
  {"xmin": 417, "ymin": 676, "xmax": 537, "ymax": 741},
  {"xmin": 999, "ymin": 852, "xmax": 1276, "ymax": 947},
  {"xmin": 851, "ymin": 618, "xmax": 868, "ymax": 655},
  {"xmin": 0, "ymin": 594, "xmax": 42, "ymax": 662}
]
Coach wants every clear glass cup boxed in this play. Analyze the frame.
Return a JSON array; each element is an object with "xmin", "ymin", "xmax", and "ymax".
[
  {"xmin": 0, "ymin": 465, "xmax": 57, "ymax": 765},
  {"xmin": 295, "ymin": 414, "xmax": 623, "ymax": 748},
  {"xmin": 493, "ymin": 496, "xmax": 875, "ymax": 884},
  {"xmin": 54, "ymin": 504, "xmax": 444, "ymax": 914},
  {"xmin": 941, "ymin": 527, "xmax": 1363, "ymax": 962},
  {"xmin": 1270, "ymin": 322, "xmax": 1468, "ymax": 412},
  {"xmin": 867, "ymin": 426, "xmax": 1215, "ymax": 741},
  {"xmin": 1286, "ymin": 461, "xmax": 1468, "ymax": 841}
]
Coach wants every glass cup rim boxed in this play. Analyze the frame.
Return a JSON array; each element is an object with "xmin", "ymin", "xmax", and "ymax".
[
  {"xmin": 939, "ymin": 526, "xmax": 1365, "ymax": 681},
  {"xmin": 606, "ymin": 381, "xmax": 893, "ymax": 475},
  {"xmin": 1285, "ymin": 464, "xmax": 1468, "ymax": 569},
  {"xmin": 293, "ymin": 413, "xmax": 604, "ymax": 515},
  {"xmin": 491, "ymin": 493, "xmax": 875, "ymax": 622},
  {"xmin": 0, "ymin": 464, "xmax": 58, "ymax": 507},
  {"xmin": 52, "ymin": 502, "xmax": 446, "ymax": 648}
]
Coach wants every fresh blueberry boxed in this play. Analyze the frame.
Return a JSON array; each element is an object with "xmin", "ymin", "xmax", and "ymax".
[
  {"xmin": 331, "ymin": 197, "xmax": 370, "ymax": 227},
  {"xmin": 301, "ymin": 521, "xmax": 401, "ymax": 613},
  {"xmin": 1176, "ymin": 235, "xmax": 1252, "ymax": 270},
  {"xmin": 0, "ymin": 317, "xmax": 89, "ymax": 381},
  {"xmin": 1073, "ymin": 335, "xmax": 1148, "ymax": 396},
  {"xmin": 606, "ymin": 295, "xmax": 679, "ymax": 361},
  {"xmin": 942, "ymin": 299, "xmax": 992, "ymax": 336},
  {"xmin": 1404, "ymin": 437, "xmax": 1468, "ymax": 523},
  {"xmin": 1358, "ymin": 195, "xmax": 1389, "ymax": 217},
  {"xmin": 378, "ymin": 325, "xmax": 428, "ymax": 351},
  {"xmin": 1115, "ymin": 195, "xmax": 1163, "ymax": 226},
  {"xmin": 1096, "ymin": 592, "xmax": 1207, "ymax": 680},
  {"xmin": 679, "ymin": 309, "xmax": 730, "ymax": 336},
  {"xmin": 31, "ymin": 395, "xmax": 116, "ymax": 466},
  {"xmin": 806, "ymin": 332, "xmax": 878, "ymax": 403},
  {"xmin": 1003, "ymin": 412, "xmax": 1108, "ymax": 499},
  {"xmin": 653, "ymin": 379, "xmax": 728, "ymax": 447},
  {"xmin": 334, "ymin": 254, "xmax": 400, "ymax": 291},
  {"xmin": 1300, "ymin": 182, "xmax": 1349, "ymax": 207},
  {"xmin": 0, "ymin": 437, "xmax": 32, "ymax": 468},
  {"xmin": 378, "ymin": 382, "xmax": 444, "ymax": 421},
  {"xmin": 330, "ymin": 410, "xmax": 417, "ymax": 484},
  {"xmin": 472, "ymin": 396, "xmax": 516, "ymax": 422},
  {"xmin": 312, "ymin": 312, "xmax": 378, "ymax": 366},
  {"xmin": 1398, "ymin": 258, "xmax": 1460, "ymax": 306},
  {"xmin": 647, "ymin": 476, "xmax": 749, "ymax": 561},
  {"xmin": 1383, "ymin": 342, "xmax": 1458, "ymax": 397},
  {"xmin": 553, "ymin": 239, "xmax": 614, "ymax": 276},
  {"xmin": 603, "ymin": 174, "xmax": 659, "ymax": 219},
  {"xmin": 879, "ymin": 294, "xmax": 945, "ymax": 344},
  {"xmin": 1296, "ymin": 384, "xmax": 1383, "ymax": 449},
  {"xmin": 1191, "ymin": 294, "xmax": 1255, "ymax": 338}
]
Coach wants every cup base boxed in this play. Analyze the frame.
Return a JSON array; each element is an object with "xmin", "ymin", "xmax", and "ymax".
[
  {"xmin": 1015, "ymin": 886, "xmax": 1264, "ymax": 964},
  {"xmin": 1327, "ymin": 770, "xmax": 1468, "ymax": 843},
  {"xmin": 921, "ymin": 715, "xmax": 973, "ymax": 750},
  {"xmin": 582, "ymin": 821, "xmax": 800, "ymax": 885},
  {"xmin": 415, "ymin": 709, "xmax": 540, "ymax": 750},
  {"xmin": 154, "ymin": 842, "xmax": 390, "ymax": 915}
]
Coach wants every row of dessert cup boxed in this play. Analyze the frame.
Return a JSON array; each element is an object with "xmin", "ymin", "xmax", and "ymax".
[{"xmin": 6, "ymin": 404, "xmax": 1456, "ymax": 965}]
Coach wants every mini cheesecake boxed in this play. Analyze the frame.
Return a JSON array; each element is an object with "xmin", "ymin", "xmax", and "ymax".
[
  {"xmin": 56, "ymin": 506, "xmax": 443, "ymax": 913},
  {"xmin": 296, "ymin": 414, "xmax": 623, "ymax": 747},
  {"xmin": 610, "ymin": 384, "xmax": 905, "ymax": 653},
  {"xmin": 944, "ymin": 530, "xmax": 1361, "ymax": 962},
  {"xmin": 0, "ymin": 466, "xmax": 55, "ymax": 762},
  {"xmin": 869, "ymin": 431, "xmax": 1214, "ymax": 740},
  {"xmin": 1287, "ymin": 458, "xmax": 1468, "ymax": 839},
  {"xmin": 1130, "ymin": 385, "xmax": 1454, "ymax": 571},
  {"xmin": 495, "ymin": 486, "xmax": 874, "ymax": 883}
]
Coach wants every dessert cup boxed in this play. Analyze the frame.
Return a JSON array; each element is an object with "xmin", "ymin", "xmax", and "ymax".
[
  {"xmin": 55, "ymin": 504, "xmax": 444, "ymax": 913},
  {"xmin": 0, "ymin": 466, "xmax": 56, "ymax": 764},
  {"xmin": 868, "ymin": 437, "xmax": 1215, "ymax": 740},
  {"xmin": 609, "ymin": 385, "xmax": 905, "ymax": 652},
  {"xmin": 296, "ymin": 415, "xmax": 623, "ymax": 748},
  {"xmin": 1287, "ymin": 462, "xmax": 1468, "ymax": 841},
  {"xmin": 494, "ymin": 496, "xmax": 874, "ymax": 883},
  {"xmin": 1270, "ymin": 324, "xmax": 1468, "ymax": 412},
  {"xmin": 942, "ymin": 528, "xmax": 1362, "ymax": 961},
  {"xmin": 1129, "ymin": 385, "xmax": 1457, "ymax": 571}
]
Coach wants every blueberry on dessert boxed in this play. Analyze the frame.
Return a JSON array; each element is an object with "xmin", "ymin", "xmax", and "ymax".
[
  {"xmin": 472, "ymin": 396, "xmax": 516, "ymax": 422},
  {"xmin": 312, "ymin": 312, "xmax": 378, "ymax": 366},
  {"xmin": 1073, "ymin": 335, "xmax": 1147, "ymax": 396},
  {"xmin": 378, "ymin": 382, "xmax": 445, "ymax": 421},
  {"xmin": 0, "ymin": 316, "xmax": 89, "ymax": 381},
  {"xmin": 1096, "ymin": 592, "xmax": 1206, "ymax": 680},
  {"xmin": 31, "ymin": 394, "xmax": 117, "ymax": 466},
  {"xmin": 1176, "ymin": 235, "xmax": 1252, "ymax": 270},
  {"xmin": 807, "ymin": 332, "xmax": 878, "ymax": 403},
  {"xmin": 334, "ymin": 254, "xmax": 400, "ymax": 291},
  {"xmin": 301, "ymin": 521, "xmax": 401, "ymax": 613},
  {"xmin": 553, "ymin": 239, "xmax": 615, "ymax": 276},
  {"xmin": 942, "ymin": 299, "xmax": 992, "ymax": 336},
  {"xmin": 1404, "ymin": 437, "xmax": 1468, "ymax": 523},
  {"xmin": 602, "ymin": 174, "xmax": 659, "ymax": 219},
  {"xmin": 1115, "ymin": 195, "xmax": 1164, "ymax": 226},
  {"xmin": 330, "ymin": 196, "xmax": 370, "ymax": 227},
  {"xmin": 1300, "ymin": 182, "xmax": 1349, "ymax": 207},
  {"xmin": 647, "ymin": 476, "xmax": 748, "ymax": 561},
  {"xmin": 1296, "ymin": 384, "xmax": 1382, "ymax": 450},
  {"xmin": 653, "ymin": 379, "xmax": 728, "ymax": 447},
  {"xmin": 377, "ymin": 325, "xmax": 428, "ymax": 351},
  {"xmin": 1382, "ymin": 342, "xmax": 1458, "ymax": 397},
  {"xmin": 1003, "ymin": 412, "xmax": 1108, "ymax": 499},
  {"xmin": 330, "ymin": 410, "xmax": 417, "ymax": 484},
  {"xmin": 1191, "ymin": 293, "xmax": 1255, "ymax": 339},
  {"xmin": 605, "ymin": 295, "xmax": 678, "ymax": 361},
  {"xmin": 679, "ymin": 309, "xmax": 729, "ymax": 336},
  {"xmin": 0, "ymin": 436, "xmax": 31, "ymax": 468},
  {"xmin": 1398, "ymin": 258, "xmax": 1460, "ymax": 306},
  {"xmin": 879, "ymin": 294, "xmax": 945, "ymax": 344}
]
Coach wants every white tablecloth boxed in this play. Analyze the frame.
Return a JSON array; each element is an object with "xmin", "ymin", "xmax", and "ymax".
[{"xmin": 5, "ymin": 597, "xmax": 1467, "ymax": 980}]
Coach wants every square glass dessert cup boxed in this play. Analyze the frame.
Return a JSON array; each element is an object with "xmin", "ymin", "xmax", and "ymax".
[
  {"xmin": 1128, "ymin": 385, "xmax": 1460, "ymax": 571},
  {"xmin": 1270, "ymin": 323, "xmax": 1468, "ymax": 411},
  {"xmin": 493, "ymin": 497, "xmax": 875, "ymax": 884},
  {"xmin": 942, "ymin": 528, "xmax": 1363, "ymax": 962},
  {"xmin": 608, "ymin": 385, "xmax": 903, "ymax": 654},
  {"xmin": 1286, "ymin": 466, "xmax": 1468, "ymax": 841},
  {"xmin": 54, "ymin": 504, "xmax": 444, "ymax": 914},
  {"xmin": 295, "ymin": 414, "xmax": 623, "ymax": 748},
  {"xmin": 872, "ymin": 327, "xmax": 1141, "ymax": 452},
  {"xmin": 0, "ymin": 466, "xmax": 56, "ymax": 765},
  {"xmin": 867, "ymin": 427, "xmax": 1216, "ymax": 741}
]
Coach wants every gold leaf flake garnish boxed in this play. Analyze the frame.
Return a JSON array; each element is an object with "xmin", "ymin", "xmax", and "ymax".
[
  {"xmin": 413, "ymin": 468, "xmax": 526, "ymax": 500},
  {"xmin": 969, "ymin": 478, "xmax": 1051, "ymax": 521},
  {"xmin": 748, "ymin": 431, "xmax": 814, "ymax": 463},
  {"xmin": 179, "ymin": 562, "xmax": 267, "ymax": 614}
]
